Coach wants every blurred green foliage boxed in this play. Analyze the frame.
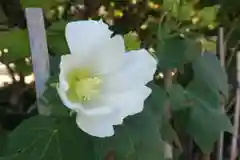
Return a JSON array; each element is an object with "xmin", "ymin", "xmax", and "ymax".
[{"xmin": 0, "ymin": 0, "xmax": 239, "ymax": 159}]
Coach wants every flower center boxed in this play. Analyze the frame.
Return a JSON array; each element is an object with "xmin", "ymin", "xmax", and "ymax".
[{"xmin": 66, "ymin": 68, "xmax": 102, "ymax": 103}]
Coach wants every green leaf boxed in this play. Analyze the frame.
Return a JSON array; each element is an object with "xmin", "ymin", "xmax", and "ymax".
[
  {"xmin": 192, "ymin": 53, "xmax": 229, "ymax": 98},
  {"xmin": 187, "ymin": 99, "xmax": 232, "ymax": 153},
  {"xmin": 41, "ymin": 82, "xmax": 69, "ymax": 117},
  {"xmin": 162, "ymin": 0, "xmax": 179, "ymax": 10},
  {"xmin": 178, "ymin": 3, "xmax": 194, "ymax": 21},
  {"xmin": 162, "ymin": 0, "xmax": 180, "ymax": 17},
  {"xmin": 14, "ymin": 60, "xmax": 32, "ymax": 76},
  {"xmin": 71, "ymin": 0, "xmax": 84, "ymax": 4},
  {"xmin": 172, "ymin": 109, "xmax": 191, "ymax": 132},
  {"xmin": 147, "ymin": 83, "xmax": 168, "ymax": 115},
  {"xmin": 0, "ymin": 7, "xmax": 7, "ymax": 23},
  {"xmin": 185, "ymin": 79, "xmax": 232, "ymax": 153},
  {"xmin": 198, "ymin": 5, "xmax": 219, "ymax": 27},
  {"xmin": 20, "ymin": 0, "xmax": 66, "ymax": 11},
  {"xmin": 198, "ymin": 38, "xmax": 216, "ymax": 52},
  {"xmin": 94, "ymin": 107, "xmax": 165, "ymax": 160},
  {"xmin": 173, "ymin": 148, "xmax": 182, "ymax": 160},
  {"xmin": 124, "ymin": 32, "xmax": 140, "ymax": 51},
  {"xmin": 2, "ymin": 116, "xmax": 95, "ymax": 160},
  {"xmin": 162, "ymin": 0, "xmax": 194, "ymax": 21},
  {"xmin": 156, "ymin": 37, "xmax": 201, "ymax": 69},
  {"xmin": 0, "ymin": 129, "xmax": 8, "ymax": 157},
  {"xmin": 186, "ymin": 80, "xmax": 220, "ymax": 108},
  {"xmin": 157, "ymin": 22, "xmax": 171, "ymax": 41},
  {"xmin": 151, "ymin": 0, "xmax": 161, "ymax": 4},
  {"xmin": 157, "ymin": 37, "xmax": 185, "ymax": 69},
  {"xmin": 0, "ymin": 29, "xmax": 30, "ymax": 62},
  {"xmin": 168, "ymin": 84, "xmax": 190, "ymax": 111},
  {"xmin": 47, "ymin": 21, "xmax": 69, "ymax": 55},
  {"xmin": 184, "ymin": 38, "xmax": 202, "ymax": 62},
  {"xmin": 49, "ymin": 55, "xmax": 61, "ymax": 76}
]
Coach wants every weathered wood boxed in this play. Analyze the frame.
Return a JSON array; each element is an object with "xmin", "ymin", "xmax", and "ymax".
[
  {"xmin": 25, "ymin": 8, "xmax": 50, "ymax": 115},
  {"xmin": 217, "ymin": 27, "xmax": 225, "ymax": 160},
  {"xmin": 230, "ymin": 52, "xmax": 240, "ymax": 160}
]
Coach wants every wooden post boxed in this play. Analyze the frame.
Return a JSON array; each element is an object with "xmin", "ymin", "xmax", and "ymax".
[
  {"xmin": 230, "ymin": 52, "xmax": 240, "ymax": 160},
  {"xmin": 25, "ymin": 8, "xmax": 50, "ymax": 116},
  {"xmin": 217, "ymin": 27, "xmax": 225, "ymax": 160}
]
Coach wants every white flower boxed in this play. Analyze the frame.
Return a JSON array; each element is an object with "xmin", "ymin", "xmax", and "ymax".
[{"xmin": 57, "ymin": 20, "xmax": 157, "ymax": 138}]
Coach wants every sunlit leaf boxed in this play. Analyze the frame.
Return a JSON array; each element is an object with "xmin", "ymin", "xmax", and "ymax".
[
  {"xmin": 198, "ymin": 5, "xmax": 219, "ymax": 27},
  {"xmin": 162, "ymin": 0, "xmax": 180, "ymax": 16},
  {"xmin": 178, "ymin": 3, "xmax": 195, "ymax": 21},
  {"xmin": 20, "ymin": 0, "xmax": 66, "ymax": 11},
  {"xmin": 200, "ymin": 38, "xmax": 216, "ymax": 53},
  {"xmin": 124, "ymin": 32, "xmax": 140, "ymax": 51}
]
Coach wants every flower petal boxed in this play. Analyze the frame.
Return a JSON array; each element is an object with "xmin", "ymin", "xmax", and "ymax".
[
  {"xmin": 66, "ymin": 20, "xmax": 112, "ymax": 56},
  {"xmin": 90, "ymin": 35, "xmax": 125, "ymax": 75},
  {"xmin": 57, "ymin": 87, "xmax": 111, "ymax": 115},
  {"xmin": 57, "ymin": 86, "xmax": 81, "ymax": 110},
  {"xmin": 101, "ymin": 49, "xmax": 157, "ymax": 93},
  {"xmin": 66, "ymin": 20, "xmax": 125, "ymax": 75},
  {"xmin": 100, "ymin": 86, "xmax": 152, "ymax": 125},
  {"xmin": 76, "ymin": 112, "xmax": 114, "ymax": 137},
  {"xmin": 59, "ymin": 54, "xmax": 92, "ymax": 91}
]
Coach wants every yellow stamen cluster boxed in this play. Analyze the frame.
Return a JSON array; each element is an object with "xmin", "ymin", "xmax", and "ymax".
[{"xmin": 66, "ymin": 68, "xmax": 102, "ymax": 103}]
